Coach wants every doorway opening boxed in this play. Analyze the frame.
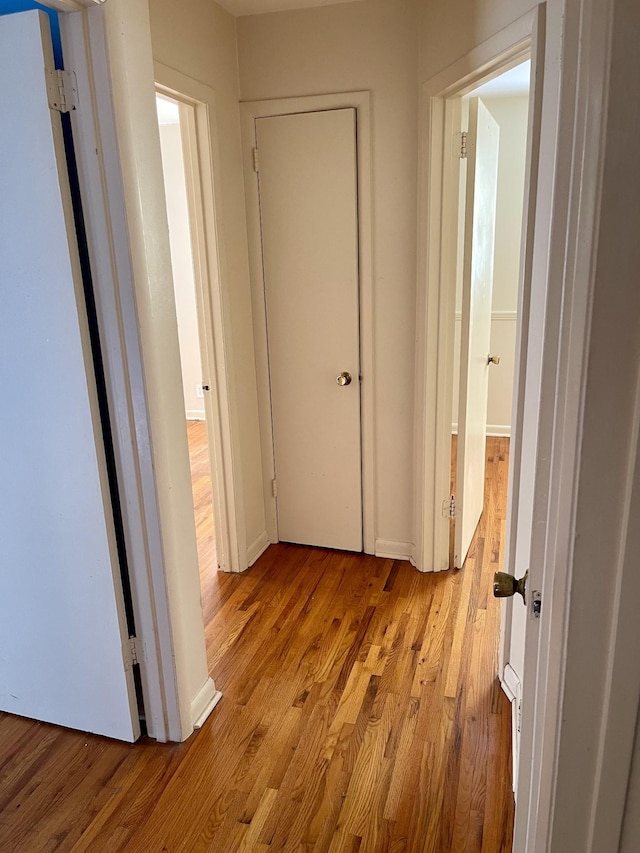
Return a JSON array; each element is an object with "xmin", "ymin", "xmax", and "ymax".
[
  {"xmin": 155, "ymin": 91, "xmax": 219, "ymax": 589},
  {"xmin": 447, "ymin": 60, "xmax": 532, "ymax": 791},
  {"xmin": 450, "ymin": 61, "xmax": 531, "ymax": 569}
]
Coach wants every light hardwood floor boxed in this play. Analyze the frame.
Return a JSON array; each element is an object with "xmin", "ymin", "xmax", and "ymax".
[
  {"xmin": 187, "ymin": 419, "xmax": 218, "ymax": 579},
  {"xmin": 0, "ymin": 434, "xmax": 514, "ymax": 852}
]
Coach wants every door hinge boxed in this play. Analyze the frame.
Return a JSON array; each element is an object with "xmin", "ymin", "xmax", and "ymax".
[
  {"xmin": 253, "ymin": 146, "xmax": 260, "ymax": 173},
  {"xmin": 46, "ymin": 69, "xmax": 78, "ymax": 113},
  {"xmin": 442, "ymin": 495, "xmax": 458, "ymax": 519},
  {"xmin": 454, "ymin": 130, "xmax": 468, "ymax": 159},
  {"xmin": 125, "ymin": 636, "xmax": 141, "ymax": 668},
  {"xmin": 271, "ymin": 478, "xmax": 277, "ymax": 498}
]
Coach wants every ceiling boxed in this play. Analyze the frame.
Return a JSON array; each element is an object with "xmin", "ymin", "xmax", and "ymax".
[{"xmin": 217, "ymin": 0, "xmax": 364, "ymax": 16}]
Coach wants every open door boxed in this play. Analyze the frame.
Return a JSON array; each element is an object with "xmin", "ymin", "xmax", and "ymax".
[
  {"xmin": 455, "ymin": 98, "xmax": 500, "ymax": 567},
  {"xmin": 0, "ymin": 10, "xmax": 139, "ymax": 741}
]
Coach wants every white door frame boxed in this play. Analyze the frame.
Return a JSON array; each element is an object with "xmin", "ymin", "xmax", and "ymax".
[
  {"xmin": 240, "ymin": 92, "xmax": 375, "ymax": 555},
  {"xmin": 516, "ymin": 0, "xmax": 640, "ymax": 847},
  {"xmin": 415, "ymin": 6, "xmax": 541, "ymax": 792},
  {"xmin": 414, "ymin": 10, "xmax": 539, "ymax": 575},
  {"xmin": 416, "ymin": 0, "xmax": 554, "ymax": 843},
  {"xmin": 50, "ymin": 0, "xmax": 221, "ymax": 742},
  {"xmin": 154, "ymin": 64, "xmax": 245, "ymax": 574},
  {"xmin": 50, "ymin": 0, "xmax": 182, "ymax": 742},
  {"xmin": 418, "ymin": 0, "xmax": 640, "ymax": 849}
]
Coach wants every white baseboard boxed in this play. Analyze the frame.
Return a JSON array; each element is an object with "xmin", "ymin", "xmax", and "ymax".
[
  {"xmin": 191, "ymin": 676, "xmax": 222, "ymax": 731},
  {"xmin": 375, "ymin": 539, "xmax": 414, "ymax": 561},
  {"xmin": 500, "ymin": 663, "xmax": 521, "ymax": 794},
  {"xmin": 486, "ymin": 424, "xmax": 511, "ymax": 437},
  {"xmin": 455, "ymin": 310, "xmax": 518, "ymax": 322},
  {"xmin": 451, "ymin": 423, "xmax": 511, "ymax": 437},
  {"xmin": 186, "ymin": 410, "xmax": 206, "ymax": 421},
  {"xmin": 500, "ymin": 662, "xmax": 520, "ymax": 701},
  {"xmin": 247, "ymin": 530, "xmax": 270, "ymax": 568}
]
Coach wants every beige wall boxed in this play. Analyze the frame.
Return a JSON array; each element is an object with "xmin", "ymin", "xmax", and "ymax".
[
  {"xmin": 237, "ymin": 0, "xmax": 420, "ymax": 546},
  {"xmin": 149, "ymin": 0, "xmax": 266, "ymax": 550},
  {"xmin": 419, "ymin": 0, "xmax": 535, "ymax": 82},
  {"xmin": 145, "ymin": 0, "xmax": 538, "ymax": 553}
]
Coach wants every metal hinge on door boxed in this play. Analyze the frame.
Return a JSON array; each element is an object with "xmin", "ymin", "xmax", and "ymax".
[
  {"xmin": 442, "ymin": 495, "xmax": 458, "ymax": 519},
  {"xmin": 454, "ymin": 131, "xmax": 468, "ymax": 159},
  {"xmin": 125, "ymin": 636, "xmax": 141, "ymax": 669},
  {"xmin": 46, "ymin": 69, "xmax": 78, "ymax": 113},
  {"xmin": 253, "ymin": 146, "xmax": 260, "ymax": 173},
  {"xmin": 271, "ymin": 478, "xmax": 277, "ymax": 498}
]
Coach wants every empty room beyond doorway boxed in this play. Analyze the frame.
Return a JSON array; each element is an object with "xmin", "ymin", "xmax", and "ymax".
[{"xmin": 156, "ymin": 92, "xmax": 218, "ymax": 580}]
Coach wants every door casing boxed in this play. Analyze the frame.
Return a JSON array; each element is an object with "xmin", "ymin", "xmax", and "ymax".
[
  {"xmin": 415, "ymin": 3, "xmax": 548, "ymax": 847},
  {"xmin": 240, "ymin": 92, "xmax": 375, "ymax": 556},
  {"xmin": 51, "ymin": 0, "xmax": 221, "ymax": 742}
]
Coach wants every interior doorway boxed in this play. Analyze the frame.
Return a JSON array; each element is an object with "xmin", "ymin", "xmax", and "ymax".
[
  {"xmin": 446, "ymin": 58, "xmax": 533, "ymax": 795},
  {"xmin": 450, "ymin": 62, "xmax": 531, "ymax": 568},
  {"xmin": 155, "ymin": 91, "xmax": 219, "ymax": 583}
]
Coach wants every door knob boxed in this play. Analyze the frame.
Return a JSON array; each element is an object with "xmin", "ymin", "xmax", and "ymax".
[
  {"xmin": 493, "ymin": 570, "xmax": 528, "ymax": 604},
  {"xmin": 336, "ymin": 372, "xmax": 352, "ymax": 386},
  {"xmin": 488, "ymin": 354, "xmax": 501, "ymax": 365}
]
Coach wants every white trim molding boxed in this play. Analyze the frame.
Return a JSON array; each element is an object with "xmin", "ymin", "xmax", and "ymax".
[
  {"xmin": 96, "ymin": 0, "xmax": 217, "ymax": 742},
  {"xmin": 154, "ymin": 61, "xmax": 247, "ymax": 575},
  {"xmin": 455, "ymin": 309, "xmax": 518, "ymax": 322},
  {"xmin": 374, "ymin": 539, "xmax": 414, "ymax": 562},
  {"xmin": 452, "ymin": 423, "xmax": 511, "ymax": 437},
  {"xmin": 501, "ymin": 662, "xmax": 522, "ymax": 795},
  {"xmin": 191, "ymin": 677, "xmax": 223, "ymax": 730},
  {"xmin": 58, "ymin": 2, "xmax": 183, "ymax": 743},
  {"xmin": 247, "ymin": 530, "xmax": 270, "ymax": 568},
  {"xmin": 414, "ymin": 10, "xmax": 536, "ymax": 574}
]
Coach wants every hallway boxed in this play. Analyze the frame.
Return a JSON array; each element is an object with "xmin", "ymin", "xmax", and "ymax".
[{"xmin": 0, "ymin": 439, "xmax": 513, "ymax": 851}]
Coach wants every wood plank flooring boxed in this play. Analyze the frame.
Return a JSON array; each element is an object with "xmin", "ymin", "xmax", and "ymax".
[
  {"xmin": 0, "ymin": 436, "xmax": 514, "ymax": 852},
  {"xmin": 187, "ymin": 419, "xmax": 218, "ymax": 576}
]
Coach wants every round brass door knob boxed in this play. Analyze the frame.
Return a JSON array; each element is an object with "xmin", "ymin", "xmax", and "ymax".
[
  {"xmin": 488, "ymin": 354, "xmax": 501, "ymax": 365},
  {"xmin": 493, "ymin": 570, "xmax": 528, "ymax": 604},
  {"xmin": 336, "ymin": 372, "xmax": 352, "ymax": 386}
]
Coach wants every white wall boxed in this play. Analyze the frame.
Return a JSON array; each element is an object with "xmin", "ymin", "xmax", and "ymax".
[
  {"xmin": 158, "ymin": 118, "xmax": 205, "ymax": 420},
  {"xmin": 149, "ymin": 0, "xmax": 266, "ymax": 551},
  {"xmin": 237, "ymin": 0, "xmax": 420, "ymax": 548},
  {"xmin": 452, "ymin": 94, "xmax": 529, "ymax": 436}
]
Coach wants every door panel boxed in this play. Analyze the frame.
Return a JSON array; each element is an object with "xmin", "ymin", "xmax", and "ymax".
[
  {"xmin": 256, "ymin": 109, "xmax": 362, "ymax": 551},
  {"xmin": 455, "ymin": 98, "xmax": 500, "ymax": 567},
  {"xmin": 0, "ymin": 11, "xmax": 139, "ymax": 740}
]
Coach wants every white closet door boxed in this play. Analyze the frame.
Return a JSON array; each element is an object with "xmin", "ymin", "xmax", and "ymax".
[
  {"xmin": 256, "ymin": 109, "xmax": 362, "ymax": 551},
  {"xmin": 0, "ymin": 11, "xmax": 139, "ymax": 741},
  {"xmin": 455, "ymin": 98, "xmax": 500, "ymax": 567}
]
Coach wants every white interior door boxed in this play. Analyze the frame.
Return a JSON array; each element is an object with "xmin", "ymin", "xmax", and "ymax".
[
  {"xmin": 455, "ymin": 98, "xmax": 500, "ymax": 567},
  {"xmin": 0, "ymin": 10, "xmax": 139, "ymax": 741},
  {"xmin": 256, "ymin": 109, "xmax": 362, "ymax": 551}
]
